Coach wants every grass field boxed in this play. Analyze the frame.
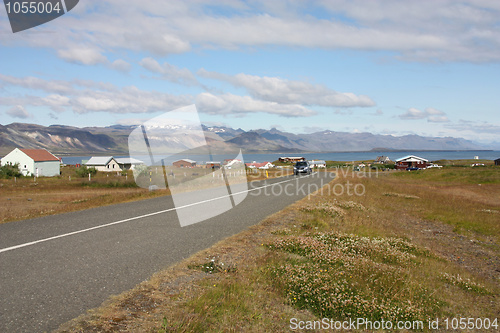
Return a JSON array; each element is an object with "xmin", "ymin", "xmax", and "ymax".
[
  {"xmin": 0, "ymin": 166, "xmax": 290, "ymax": 223},
  {"xmin": 55, "ymin": 163, "xmax": 499, "ymax": 332},
  {"xmin": 0, "ymin": 166, "xmax": 161, "ymax": 223}
]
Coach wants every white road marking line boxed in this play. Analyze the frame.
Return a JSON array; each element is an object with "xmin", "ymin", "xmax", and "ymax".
[{"xmin": 0, "ymin": 174, "xmax": 318, "ymax": 254}]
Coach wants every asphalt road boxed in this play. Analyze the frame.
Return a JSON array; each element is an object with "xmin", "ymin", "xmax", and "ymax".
[{"xmin": 0, "ymin": 172, "xmax": 334, "ymax": 332}]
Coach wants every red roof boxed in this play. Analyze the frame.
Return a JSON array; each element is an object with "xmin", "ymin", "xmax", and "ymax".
[{"xmin": 20, "ymin": 149, "xmax": 59, "ymax": 162}]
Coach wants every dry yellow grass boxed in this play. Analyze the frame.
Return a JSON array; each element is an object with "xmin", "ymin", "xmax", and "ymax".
[
  {"xmin": 0, "ymin": 166, "xmax": 289, "ymax": 224},
  {"xmin": 53, "ymin": 166, "xmax": 500, "ymax": 332},
  {"xmin": 0, "ymin": 171, "xmax": 167, "ymax": 223}
]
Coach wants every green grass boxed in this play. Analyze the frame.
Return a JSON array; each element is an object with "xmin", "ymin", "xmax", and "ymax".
[
  {"xmin": 182, "ymin": 279, "xmax": 254, "ymax": 331},
  {"xmin": 371, "ymin": 167, "xmax": 500, "ymax": 237},
  {"xmin": 266, "ymin": 224, "xmax": 442, "ymax": 323},
  {"xmin": 391, "ymin": 166, "xmax": 500, "ymax": 184}
]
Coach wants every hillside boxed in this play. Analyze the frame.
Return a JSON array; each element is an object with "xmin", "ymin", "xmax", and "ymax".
[
  {"xmin": 0, "ymin": 122, "xmax": 485, "ymax": 156},
  {"xmin": 0, "ymin": 123, "xmax": 125, "ymax": 156}
]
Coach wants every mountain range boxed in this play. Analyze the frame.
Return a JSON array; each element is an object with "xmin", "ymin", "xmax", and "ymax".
[{"xmin": 0, "ymin": 122, "xmax": 488, "ymax": 156}]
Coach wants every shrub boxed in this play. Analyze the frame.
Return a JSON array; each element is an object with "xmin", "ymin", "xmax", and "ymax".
[
  {"xmin": 133, "ymin": 164, "xmax": 149, "ymax": 177},
  {"xmin": 75, "ymin": 166, "xmax": 97, "ymax": 177},
  {"xmin": 0, "ymin": 163, "xmax": 22, "ymax": 179}
]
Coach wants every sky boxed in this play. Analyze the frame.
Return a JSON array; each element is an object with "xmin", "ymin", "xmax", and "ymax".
[{"xmin": 0, "ymin": 0, "xmax": 499, "ymax": 146}]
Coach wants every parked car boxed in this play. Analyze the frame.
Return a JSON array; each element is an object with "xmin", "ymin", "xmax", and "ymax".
[
  {"xmin": 294, "ymin": 161, "xmax": 311, "ymax": 175},
  {"xmin": 406, "ymin": 167, "xmax": 420, "ymax": 171}
]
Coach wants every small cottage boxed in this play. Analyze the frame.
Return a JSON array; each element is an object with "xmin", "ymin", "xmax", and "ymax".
[
  {"xmin": 278, "ymin": 156, "xmax": 305, "ymax": 163},
  {"xmin": 172, "ymin": 159, "xmax": 197, "ymax": 168},
  {"xmin": 85, "ymin": 156, "xmax": 122, "ymax": 172},
  {"xmin": 245, "ymin": 161, "xmax": 274, "ymax": 169},
  {"xmin": 374, "ymin": 156, "xmax": 392, "ymax": 164},
  {"xmin": 310, "ymin": 160, "xmax": 327, "ymax": 168},
  {"xmin": 0, "ymin": 148, "xmax": 60, "ymax": 176},
  {"xmin": 206, "ymin": 161, "xmax": 221, "ymax": 169},
  {"xmin": 395, "ymin": 155, "xmax": 429, "ymax": 170},
  {"xmin": 115, "ymin": 157, "xmax": 144, "ymax": 170}
]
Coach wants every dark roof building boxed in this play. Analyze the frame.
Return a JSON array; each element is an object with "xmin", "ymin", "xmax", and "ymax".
[
  {"xmin": 395, "ymin": 155, "xmax": 429, "ymax": 170},
  {"xmin": 278, "ymin": 156, "xmax": 305, "ymax": 162}
]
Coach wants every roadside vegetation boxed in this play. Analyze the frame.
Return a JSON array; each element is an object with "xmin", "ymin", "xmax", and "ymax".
[
  {"xmin": 56, "ymin": 162, "xmax": 499, "ymax": 332},
  {"xmin": 0, "ymin": 166, "xmax": 161, "ymax": 223},
  {"xmin": 0, "ymin": 165, "xmax": 288, "ymax": 224}
]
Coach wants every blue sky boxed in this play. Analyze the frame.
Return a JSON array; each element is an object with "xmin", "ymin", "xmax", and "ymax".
[{"xmin": 0, "ymin": 0, "xmax": 499, "ymax": 146}]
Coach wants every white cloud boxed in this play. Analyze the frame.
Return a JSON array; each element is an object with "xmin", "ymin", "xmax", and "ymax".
[
  {"xmin": 399, "ymin": 107, "xmax": 449, "ymax": 122},
  {"xmin": 6, "ymin": 105, "xmax": 32, "ymax": 119},
  {"xmin": 41, "ymin": 94, "xmax": 71, "ymax": 112},
  {"xmin": 198, "ymin": 70, "xmax": 375, "ymax": 108},
  {"xmin": 0, "ymin": 74, "xmax": 192, "ymax": 114},
  {"xmin": 110, "ymin": 59, "xmax": 132, "ymax": 72},
  {"xmin": 70, "ymin": 86, "xmax": 192, "ymax": 114},
  {"xmin": 0, "ymin": 74, "xmax": 74, "ymax": 94},
  {"xmin": 139, "ymin": 57, "xmax": 199, "ymax": 85},
  {"xmin": 1, "ymin": 1, "xmax": 498, "ymax": 63},
  {"xmin": 57, "ymin": 48, "xmax": 108, "ymax": 65},
  {"xmin": 425, "ymin": 107, "xmax": 445, "ymax": 115},
  {"xmin": 0, "ymin": 74, "xmax": 316, "ymax": 118},
  {"xmin": 399, "ymin": 107, "xmax": 427, "ymax": 120},
  {"xmin": 445, "ymin": 119, "xmax": 500, "ymax": 134},
  {"xmin": 196, "ymin": 92, "xmax": 317, "ymax": 117},
  {"xmin": 427, "ymin": 116, "xmax": 450, "ymax": 123}
]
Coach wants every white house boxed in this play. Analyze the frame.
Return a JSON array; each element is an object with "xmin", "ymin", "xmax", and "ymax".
[
  {"xmin": 374, "ymin": 156, "xmax": 392, "ymax": 164},
  {"xmin": 310, "ymin": 160, "xmax": 327, "ymax": 168},
  {"xmin": 1, "ymin": 148, "xmax": 60, "ymax": 177},
  {"xmin": 85, "ymin": 156, "xmax": 122, "ymax": 172},
  {"xmin": 245, "ymin": 161, "xmax": 274, "ymax": 169},
  {"xmin": 115, "ymin": 157, "xmax": 144, "ymax": 170},
  {"xmin": 223, "ymin": 159, "xmax": 243, "ymax": 169}
]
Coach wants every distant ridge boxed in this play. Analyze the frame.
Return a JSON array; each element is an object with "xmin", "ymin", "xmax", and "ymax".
[
  {"xmin": 0, "ymin": 122, "xmax": 485, "ymax": 156},
  {"xmin": 226, "ymin": 132, "xmax": 303, "ymax": 153}
]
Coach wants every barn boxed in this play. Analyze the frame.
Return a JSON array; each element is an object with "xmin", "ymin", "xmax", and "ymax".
[
  {"xmin": 172, "ymin": 159, "xmax": 197, "ymax": 168},
  {"xmin": 0, "ymin": 148, "xmax": 60, "ymax": 177},
  {"xmin": 395, "ymin": 155, "xmax": 429, "ymax": 170},
  {"xmin": 495, "ymin": 158, "xmax": 500, "ymax": 166}
]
